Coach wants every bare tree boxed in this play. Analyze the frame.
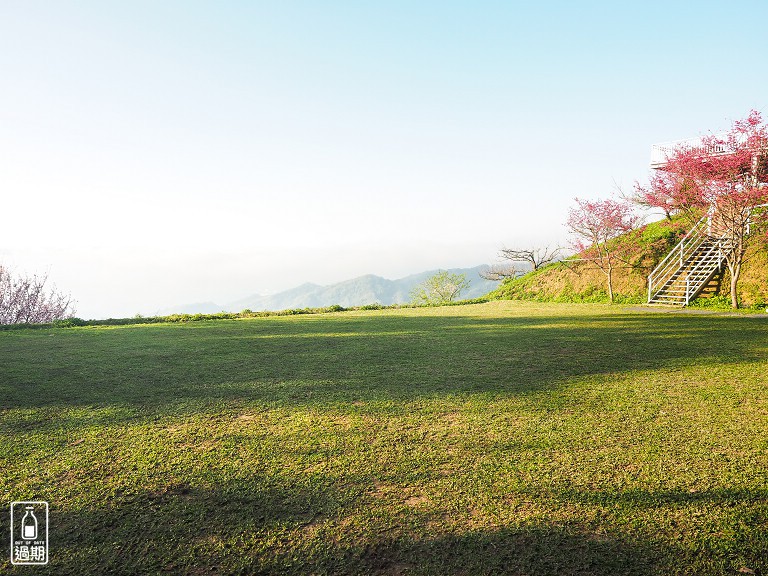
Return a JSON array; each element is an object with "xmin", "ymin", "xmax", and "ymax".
[
  {"xmin": 0, "ymin": 266, "xmax": 76, "ymax": 324},
  {"xmin": 480, "ymin": 246, "xmax": 561, "ymax": 280},
  {"xmin": 479, "ymin": 264, "xmax": 519, "ymax": 281}
]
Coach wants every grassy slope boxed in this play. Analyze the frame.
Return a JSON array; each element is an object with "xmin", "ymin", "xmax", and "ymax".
[
  {"xmin": 2, "ymin": 302, "xmax": 768, "ymax": 575},
  {"xmin": 491, "ymin": 217, "xmax": 768, "ymax": 306}
]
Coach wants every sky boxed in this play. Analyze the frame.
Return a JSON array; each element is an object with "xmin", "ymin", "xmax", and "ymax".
[{"xmin": 1, "ymin": 1, "xmax": 766, "ymax": 319}]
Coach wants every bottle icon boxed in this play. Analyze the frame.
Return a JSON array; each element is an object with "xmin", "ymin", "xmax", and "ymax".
[{"xmin": 21, "ymin": 506, "xmax": 38, "ymax": 540}]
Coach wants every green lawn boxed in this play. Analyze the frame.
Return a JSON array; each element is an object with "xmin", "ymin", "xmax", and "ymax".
[{"xmin": 2, "ymin": 301, "xmax": 768, "ymax": 575}]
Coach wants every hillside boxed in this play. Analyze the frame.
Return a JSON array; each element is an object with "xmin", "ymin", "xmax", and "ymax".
[
  {"xmin": 161, "ymin": 265, "xmax": 500, "ymax": 314},
  {"xmin": 491, "ymin": 217, "xmax": 768, "ymax": 306}
]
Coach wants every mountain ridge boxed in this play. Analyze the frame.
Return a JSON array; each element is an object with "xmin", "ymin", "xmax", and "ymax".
[{"xmin": 159, "ymin": 266, "xmax": 500, "ymax": 315}]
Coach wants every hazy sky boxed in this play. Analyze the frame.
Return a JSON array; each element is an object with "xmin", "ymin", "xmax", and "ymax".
[{"xmin": 1, "ymin": 1, "xmax": 766, "ymax": 318}]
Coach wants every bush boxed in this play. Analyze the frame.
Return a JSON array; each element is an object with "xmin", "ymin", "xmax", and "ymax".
[
  {"xmin": 688, "ymin": 295, "xmax": 768, "ymax": 311},
  {"xmin": 52, "ymin": 317, "xmax": 86, "ymax": 328}
]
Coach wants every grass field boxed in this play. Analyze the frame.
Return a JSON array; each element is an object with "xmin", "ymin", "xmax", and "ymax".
[{"xmin": 2, "ymin": 301, "xmax": 768, "ymax": 575}]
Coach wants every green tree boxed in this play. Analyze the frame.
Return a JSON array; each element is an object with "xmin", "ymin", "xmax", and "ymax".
[{"xmin": 410, "ymin": 271, "xmax": 470, "ymax": 305}]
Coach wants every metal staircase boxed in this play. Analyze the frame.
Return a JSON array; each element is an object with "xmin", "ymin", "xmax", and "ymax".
[{"xmin": 647, "ymin": 216, "xmax": 732, "ymax": 306}]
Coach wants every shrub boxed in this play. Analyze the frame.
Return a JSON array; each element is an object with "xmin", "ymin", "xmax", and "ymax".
[{"xmin": 52, "ymin": 317, "xmax": 86, "ymax": 328}]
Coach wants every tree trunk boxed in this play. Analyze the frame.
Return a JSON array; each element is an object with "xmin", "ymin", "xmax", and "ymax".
[
  {"xmin": 606, "ymin": 264, "xmax": 614, "ymax": 303},
  {"xmin": 730, "ymin": 263, "xmax": 741, "ymax": 309},
  {"xmin": 727, "ymin": 233, "xmax": 745, "ymax": 309}
]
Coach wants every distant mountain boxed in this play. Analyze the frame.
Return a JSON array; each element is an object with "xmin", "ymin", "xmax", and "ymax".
[{"xmin": 159, "ymin": 265, "xmax": 502, "ymax": 315}]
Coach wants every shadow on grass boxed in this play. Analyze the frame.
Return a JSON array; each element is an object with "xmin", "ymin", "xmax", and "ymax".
[
  {"xmin": 1, "ymin": 311, "xmax": 767, "ymax": 419},
  {"xmin": 11, "ymin": 478, "xmax": 673, "ymax": 576},
  {"xmin": 545, "ymin": 486, "xmax": 768, "ymax": 575},
  {"xmin": 285, "ymin": 525, "xmax": 666, "ymax": 576},
  {"xmin": 5, "ymin": 475, "xmax": 766, "ymax": 575},
  {"xmin": 554, "ymin": 485, "xmax": 768, "ymax": 508},
  {"xmin": 2, "ymin": 473, "xmax": 346, "ymax": 575}
]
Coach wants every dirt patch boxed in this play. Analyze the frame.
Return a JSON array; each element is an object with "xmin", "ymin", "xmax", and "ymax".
[{"xmin": 404, "ymin": 495, "xmax": 430, "ymax": 507}]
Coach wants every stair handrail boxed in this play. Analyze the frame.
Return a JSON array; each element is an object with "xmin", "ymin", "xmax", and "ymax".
[
  {"xmin": 648, "ymin": 216, "xmax": 709, "ymax": 302},
  {"xmin": 682, "ymin": 238, "xmax": 728, "ymax": 304},
  {"xmin": 647, "ymin": 204, "xmax": 767, "ymax": 304},
  {"xmin": 649, "ymin": 231, "xmax": 708, "ymax": 302}
]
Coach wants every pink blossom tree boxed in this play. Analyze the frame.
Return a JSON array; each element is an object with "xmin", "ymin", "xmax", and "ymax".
[
  {"xmin": 635, "ymin": 110, "xmax": 768, "ymax": 308},
  {"xmin": 0, "ymin": 266, "xmax": 76, "ymax": 324},
  {"xmin": 566, "ymin": 197, "xmax": 640, "ymax": 303}
]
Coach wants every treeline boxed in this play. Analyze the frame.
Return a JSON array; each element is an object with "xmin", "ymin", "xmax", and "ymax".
[{"xmin": 0, "ymin": 298, "xmax": 493, "ymax": 330}]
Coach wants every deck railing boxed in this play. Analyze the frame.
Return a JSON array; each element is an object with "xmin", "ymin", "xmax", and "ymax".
[{"xmin": 650, "ymin": 134, "xmax": 733, "ymax": 169}]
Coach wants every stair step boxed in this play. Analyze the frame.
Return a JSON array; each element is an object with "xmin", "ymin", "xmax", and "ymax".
[{"xmin": 648, "ymin": 218, "xmax": 735, "ymax": 306}]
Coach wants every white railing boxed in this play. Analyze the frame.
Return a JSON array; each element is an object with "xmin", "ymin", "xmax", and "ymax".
[
  {"xmin": 681, "ymin": 238, "xmax": 728, "ymax": 305},
  {"xmin": 650, "ymin": 133, "xmax": 732, "ymax": 168},
  {"xmin": 648, "ymin": 204, "xmax": 768, "ymax": 303},
  {"xmin": 647, "ymin": 216, "xmax": 709, "ymax": 302}
]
